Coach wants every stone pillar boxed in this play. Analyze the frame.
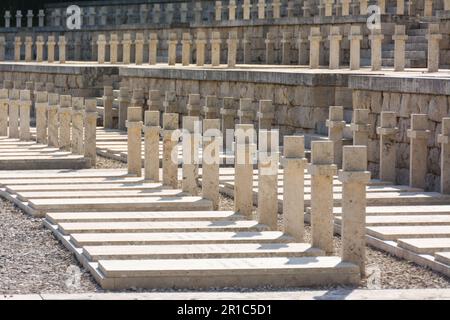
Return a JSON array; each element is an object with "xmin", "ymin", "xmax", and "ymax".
[
  {"xmin": 308, "ymin": 141, "xmax": 337, "ymax": 254},
  {"xmin": 26, "ymin": 10, "xmax": 33, "ymax": 28},
  {"xmin": 131, "ymin": 88, "xmax": 145, "ymax": 109},
  {"xmin": 339, "ymin": 146, "xmax": 370, "ymax": 275},
  {"xmin": 349, "ymin": 26, "xmax": 362, "ymax": 70},
  {"xmin": 438, "ymin": 118, "xmax": 450, "ymax": 194},
  {"xmin": 229, "ymin": 0, "xmax": 237, "ymax": 20},
  {"xmin": 153, "ymin": 4, "xmax": 161, "ymax": 24},
  {"xmin": 14, "ymin": 37, "xmax": 22, "ymax": 62},
  {"xmin": 309, "ymin": 27, "xmax": 322, "ymax": 69},
  {"xmin": 35, "ymin": 91, "xmax": 48, "ymax": 144},
  {"xmin": 238, "ymin": 98, "xmax": 255, "ymax": 124},
  {"xmin": 234, "ymin": 124, "xmax": 256, "ymax": 217},
  {"xmin": 163, "ymin": 113, "xmax": 179, "ymax": 188},
  {"xmin": 272, "ymin": 0, "xmax": 281, "ymax": 18},
  {"xmin": 423, "ymin": 0, "xmax": 432, "ymax": 16},
  {"xmin": 369, "ymin": 29, "xmax": 384, "ymax": 71},
  {"xmin": 134, "ymin": 33, "xmax": 144, "ymax": 65},
  {"xmin": 147, "ymin": 90, "xmax": 161, "ymax": 112},
  {"xmin": 393, "ymin": 25, "xmax": 408, "ymax": 72},
  {"xmin": 182, "ymin": 116, "xmax": 200, "ymax": 195},
  {"xmin": 97, "ymin": 35, "xmax": 106, "ymax": 64},
  {"xmin": 180, "ymin": 3, "xmax": 188, "ymax": 22},
  {"xmin": 351, "ymin": 109, "xmax": 370, "ymax": 146},
  {"xmin": 122, "ymin": 34, "xmax": 132, "ymax": 64},
  {"xmin": 211, "ymin": 32, "xmax": 221, "ymax": 67},
  {"xmin": 84, "ymin": 99, "xmax": 97, "ymax": 167},
  {"xmin": 221, "ymin": 97, "xmax": 237, "ymax": 149},
  {"xmin": 407, "ymin": 114, "xmax": 430, "ymax": 189},
  {"xmin": 326, "ymin": 106, "xmax": 345, "ymax": 168},
  {"xmin": 281, "ymin": 32, "xmax": 292, "ymax": 65},
  {"xmin": 215, "ymin": 1, "xmax": 223, "ymax": 21},
  {"xmin": 325, "ymin": 0, "xmax": 334, "ymax": 16},
  {"xmin": 0, "ymin": 89, "xmax": 8, "ymax": 136},
  {"xmin": 118, "ymin": 87, "xmax": 131, "ymax": 130},
  {"xmin": 376, "ymin": 112, "xmax": 398, "ymax": 183},
  {"xmin": 144, "ymin": 111, "xmax": 161, "ymax": 181},
  {"xmin": 181, "ymin": 33, "xmax": 191, "ymax": 66},
  {"xmin": 426, "ymin": 24, "xmax": 442, "ymax": 73},
  {"xmin": 282, "ymin": 136, "xmax": 308, "ymax": 241},
  {"xmin": 109, "ymin": 34, "xmax": 119, "ymax": 64},
  {"xmin": 397, "ymin": 0, "xmax": 405, "ymax": 14},
  {"xmin": 196, "ymin": 32, "xmax": 207, "ymax": 66},
  {"xmin": 0, "ymin": 36, "xmax": 5, "ymax": 61},
  {"xmin": 35, "ymin": 36, "xmax": 44, "ymax": 62},
  {"xmin": 257, "ymin": 100, "xmax": 274, "ymax": 130},
  {"xmin": 47, "ymin": 93, "xmax": 59, "ymax": 147},
  {"xmin": 126, "ymin": 107, "xmax": 143, "ymax": 177},
  {"xmin": 194, "ymin": 2, "xmax": 203, "ymax": 23},
  {"xmin": 202, "ymin": 119, "xmax": 221, "ymax": 208},
  {"xmin": 4, "ymin": 11, "xmax": 11, "ymax": 28},
  {"xmin": 243, "ymin": 32, "xmax": 252, "ymax": 64},
  {"xmin": 8, "ymin": 89, "xmax": 20, "ymax": 139},
  {"xmin": 202, "ymin": 95, "xmax": 219, "ymax": 119},
  {"xmin": 187, "ymin": 94, "xmax": 201, "ymax": 116},
  {"xmin": 257, "ymin": 0, "xmax": 266, "ymax": 19},
  {"xmin": 328, "ymin": 26, "xmax": 342, "ymax": 69},
  {"xmin": 340, "ymin": 0, "xmax": 351, "ymax": 15},
  {"xmin": 243, "ymin": 0, "xmax": 252, "ymax": 20},
  {"xmin": 148, "ymin": 33, "xmax": 158, "ymax": 65},
  {"xmin": 47, "ymin": 36, "xmax": 56, "ymax": 63},
  {"xmin": 168, "ymin": 33, "xmax": 178, "ymax": 66},
  {"xmin": 71, "ymin": 97, "xmax": 84, "ymax": 154},
  {"xmin": 359, "ymin": 0, "xmax": 368, "ymax": 14},
  {"xmin": 58, "ymin": 36, "xmax": 66, "ymax": 63},
  {"xmin": 227, "ymin": 31, "xmax": 238, "ymax": 67},
  {"xmin": 59, "ymin": 95, "xmax": 72, "ymax": 149},
  {"xmin": 16, "ymin": 11, "xmax": 22, "ymax": 28},
  {"xmin": 103, "ymin": 86, "xmax": 114, "ymax": 129},
  {"xmin": 164, "ymin": 91, "xmax": 178, "ymax": 113},
  {"xmin": 265, "ymin": 32, "xmax": 275, "ymax": 64},
  {"xmin": 24, "ymin": 36, "xmax": 33, "ymax": 62},
  {"xmin": 19, "ymin": 90, "xmax": 32, "ymax": 141}
]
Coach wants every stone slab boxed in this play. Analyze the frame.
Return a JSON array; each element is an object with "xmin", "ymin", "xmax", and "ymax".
[
  {"xmin": 367, "ymin": 226, "xmax": 450, "ymax": 241},
  {"xmin": 397, "ymin": 238, "xmax": 450, "ymax": 255}
]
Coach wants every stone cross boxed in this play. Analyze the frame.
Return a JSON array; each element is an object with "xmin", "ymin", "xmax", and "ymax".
[
  {"xmin": 302, "ymin": 1, "xmax": 311, "ymax": 16},
  {"xmin": 180, "ymin": 3, "xmax": 188, "ymax": 22},
  {"xmin": 110, "ymin": 34, "xmax": 119, "ymax": 64},
  {"xmin": 103, "ymin": 86, "xmax": 114, "ymax": 128},
  {"xmin": 187, "ymin": 93, "xmax": 201, "ymax": 116},
  {"xmin": 407, "ymin": 114, "xmax": 430, "ymax": 189},
  {"xmin": 426, "ymin": 24, "xmax": 442, "ymax": 73},
  {"xmin": 215, "ymin": 1, "xmax": 223, "ymax": 21},
  {"xmin": 24, "ymin": 36, "xmax": 33, "ymax": 62},
  {"xmin": 326, "ymin": 106, "xmax": 346, "ymax": 168},
  {"xmin": 144, "ymin": 111, "xmax": 161, "ymax": 181},
  {"xmin": 4, "ymin": 11, "xmax": 11, "ymax": 28},
  {"xmin": 99, "ymin": 7, "xmax": 107, "ymax": 25},
  {"xmin": 378, "ymin": 0, "xmax": 386, "ymax": 14},
  {"xmin": 221, "ymin": 97, "xmax": 237, "ymax": 149},
  {"xmin": 0, "ymin": 36, "xmax": 5, "ymax": 61},
  {"xmin": 135, "ymin": 33, "xmax": 144, "ymax": 65},
  {"xmin": 423, "ymin": 0, "xmax": 432, "ymax": 17},
  {"xmin": 168, "ymin": 33, "xmax": 178, "ymax": 66},
  {"xmin": 126, "ymin": 107, "xmax": 143, "ymax": 177},
  {"xmin": 53, "ymin": 9, "xmax": 61, "ymax": 27},
  {"xmin": 351, "ymin": 109, "xmax": 370, "ymax": 146},
  {"xmin": 257, "ymin": 100, "xmax": 274, "ymax": 130},
  {"xmin": 309, "ymin": 27, "xmax": 322, "ymax": 68},
  {"xmin": 243, "ymin": 32, "xmax": 252, "ymax": 64},
  {"xmin": 8, "ymin": 89, "xmax": 20, "ymax": 139},
  {"xmin": 227, "ymin": 31, "xmax": 238, "ymax": 67},
  {"xmin": 325, "ymin": 0, "xmax": 334, "ymax": 16},
  {"xmin": 71, "ymin": 97, "xmax": 85, "ymax": 155},
  {"xmin": 162, "ymin": 113, "xmax": 179, "ymax": 188},
  {"xmin": 438, "ymin": 118, "xmax": 450, "ymax": 194},
  {"xmin": 147, "ymin": 90, "xmax": 161, "ymax": 112},
  {"xmin": 202, "ymin": 95, "xmax": 219, "ymax": 119},
  {"xmin": 97, "ymin": 35, "xmax": 106, "ymax": 64},
  {"xmin": 308, "ymin": 141, "xmax": 337, "ymax": 253},
  {"xmin": 18, "ymin": 90, "xmax": 31, "ymax": 140},
  {"xmin": 297, "ymin": 33, "xmax": 309, "ymax": 65},
  {"xmin": 182, "ymin": 116, "xmax": 200, "ymax": 195},
  {"xmin": 182, "ymin": 33, "xmax": 192, "ymax": 66},
  {"xmin": 84, "ymin": 99, "xmax": 97, "ymax": 167},
  {"xmin": 196, "ymin": 32, "xmax": 207, "ymax": 66},
  {"xmin": 265, "ymin": 32, "xmax": 275, "ymax": 65},
  {"xmin": 118, "ymin": 87, "xmax": 131, "ymax": 130},
  {"xmin": 349, "ymin": 26, "xmax": 363, "ymax": 70},
  {"xmin": 359, "ymin": 0, "xmax": 368, "ymax": 14},
  {"xmin": 397, "ymin": 0, "xmax": 405, "ymax": 14},
  {"xmin": 243, "ymin": 0, "xmax": 252, "ymax": 20},
  {"xmin": 234, "ymin": 124, "xmax": 256, "ymax": 217},
  {"xmin": 272, "ymin": 0, "xmax": 281, "ymax": 18},
  {"xmin": 47, "ymin": 36, "xmax": 56, "ymax": 63},
  {"xmin": 0, "ymin": 89, "xmax": 9, "ymax": 136},
  {"xmin": 257, "ymin": 0, "xmax": 266, "ymax": 19},
  {"xmin": 164, "ymin": 91, "xmax": 178, "ymax": 114},
  {"xmin": 287, "ymin": 0, "xmax": 295, "ymax": 17},
  {"xmin": 126, "ymin": 7, "xmax": 135, "ymax": 24},
  {"xmin": 229, "ymin": 0, "xmax": 237, "ymax": 20},
  {"xmin": 26, "ymin": 10, "xmax": 33, "ymax": 28},
  {"xmin": 149, "ymin": 33, "xmax": 158, "ymax": 65},
  {"xmin": 238, "ymin": 98, "xmax": 255, "ymax": 124},
  {"xmin": 318, "ymin": 0, "xmax": 325, "ymax": 16},
  {"xmin": 153, "ymin": 4, "xmax": 161, "ymax": 24},
  {"xmin": 58, "ymin": 95, "xmax": 72, "ymax": 149},
  {"xmin": 328, "ymin": 26, "xmax": 342, "ymax": 69},
  {"xmin": 35, "ymin": 36, "xmax": 44, "ymax": 62},
  {"xmin": 194, "ymin": 2, "xmax": 203, "ymax": 23},
  {"xmin": 369, "ymin": 29, "xmax": 384, "ymax": 71},
  {"xmin": 47, "ymin": 93, "xmax": 59, "ymax": 147},
  {"xmin": 87, "ymin": 7, "xmax": 96, "ymax": 26},
  {"xmin": 393, "ymin": 25, "xmax": 408, "ymax": 71},
  {"xmin": 35, "ymin": 91, "xmax": 48, "ymax": 143},
  {"xmin": 58, "ymin": 36, "xmax": 66, "ymax": 63},
  {"xmin": 14, "ymin": 37, "xmax": 22, "ymax": 62},
  {"xmin": 339, "ymin": 146, "xmax": 371, "ymax": 275},
  {"xmin": 377, "ymin": 112, "xmax": 398, "ymax": 183},
  {"xmin": 211, "ymin": 32, "xmax": 222, "ymax": 66},
  {"xmin": 340, "ymin": 0, "xmax": 351, "ymax": 15},
  {"xmin": 283, "ymin": 136, "xmax": 308, "ymax": 241},
  {"xmin": 257, "ymin": 130, "xmax": 279, "ymax": 229},
  {"xmin": 281, "ymin": 32, "xmax": 293, "ymax": 65},
  {"xmin": 202, "ymin": 119, "xmax": 221, "ymax": 209},
  {"xmin": 16, "ymin": 11, "xmax": 22, "ymax": 28},
  {"xmin": 122, "ymin": 34, "xmax": 132, "ymax": 64}
]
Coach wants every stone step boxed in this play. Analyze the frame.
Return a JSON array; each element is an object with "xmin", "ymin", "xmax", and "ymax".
[
  {"xmin": 46, "ymin": 211, "xmax": 244, "ymax": 223},
  {"xmin": 333, "ymin": 205, "xmax": 450, "ymax": 216},
  {"xmin": 0, "ymin": 177, "xmax": 146, "ymax": 186},
  {"xmin": 70, "ymin": 231, "xmax": 293, "ymax": 246},
  {"xmin": 6, "ymin": 182, "xmax": 163, "ymax": 193},
  {"xmin": 435, "ymin": 252, "xmax": 450, "ymax": 265},
  {"xmin": 367, "ymin": 226, "xmax": 450, "ymax": 241},
  {"xmin": 0, "ymin": 168, "xmax": 129, "ymax": 179},
  {"xmin": 95, "ymin": 256, "xmax": 359, "ymax": 289},
  {"xmin": 336, "ymin": 215, "xmax": 450, "ymax": 226},
  {"xmin": 83, "ymin": 243, "xmax": 323, "ymax": 261},
  {"xmin": 58, "ymin": 220, "xmax": 267, "ymax": 235},
  {"xmin": 397, "ymin": 238, "xmax": 450, "ymax": 255}
]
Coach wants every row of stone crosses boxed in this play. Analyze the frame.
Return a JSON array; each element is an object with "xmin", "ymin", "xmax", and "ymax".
[
  {"xmin": 2, "ymin": 22, "xmax": 443, "ymax": 72},
  {"xmin": 3, "ymin": 0, "xmax": 445, "ymax": 28}
]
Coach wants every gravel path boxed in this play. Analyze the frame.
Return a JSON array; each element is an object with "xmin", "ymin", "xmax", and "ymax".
[{"xmin": 0, "ymin": 155, "xmax": 448, "ymax": 294}]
